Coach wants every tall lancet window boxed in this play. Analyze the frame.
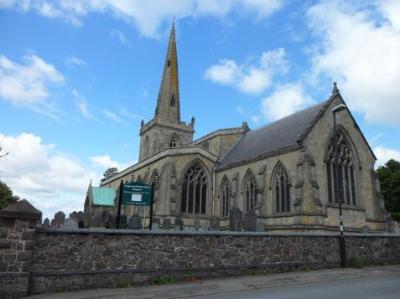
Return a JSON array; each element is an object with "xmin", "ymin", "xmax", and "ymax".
[
  {"xmin": 220, "ymin": 176, "xmax": 230, "ymax": 217},
  {"xmin": 326, "ymin": 129, "xmax": 357, "ymax": 205},
  {"xmin": 171, "ymin": 95, "xmax": 175, "ymax": 107},
  {"xmin": 150, "ymin": 170, "xmax": 160, "ymax": 202},
  {"xmin": 273, "ymin": 163, "xmax": 290, "ymax": 213},
  {"xmin": 243, "ymin": 170, "xmax": 257, "ymax": 212},
  {"xmin": 169, "ymin": 134, "xmax": 178, "ymax": 148},
  {"xmin": 181, "ymin": 161, "xmax": 208, "ymax": 215}
]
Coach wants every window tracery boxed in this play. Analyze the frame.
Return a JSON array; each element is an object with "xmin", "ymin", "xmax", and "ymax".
[{"xmin": 181, "ymin": 162, "xmax": 208, "ymax": 214}]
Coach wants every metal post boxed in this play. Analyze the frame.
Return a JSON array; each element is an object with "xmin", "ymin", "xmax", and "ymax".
[
  {"xmin": 333, "ymin": 111, "xmax": 346, "ymax": 268},
  {"xmin": 116, "ymin": 180, "xmax": 123, "ymax": 229},
  {"xmin": 148, "ymin": 185, "xmax": 154, "ymax": 231}
]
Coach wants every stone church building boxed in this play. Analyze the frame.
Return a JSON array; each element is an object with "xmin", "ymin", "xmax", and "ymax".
[{"xmin": 93, "ymin": 25, "xmax": 388, "ymax": 232}]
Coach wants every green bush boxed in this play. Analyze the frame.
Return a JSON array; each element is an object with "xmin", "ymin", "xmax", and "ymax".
[
  {"xmin": 348, "ymin": 256, "xmax": 363, "ymax": 268},
  {"xmin": 152, "ymin": 276, "xmax": 171, "ymax": 285}
]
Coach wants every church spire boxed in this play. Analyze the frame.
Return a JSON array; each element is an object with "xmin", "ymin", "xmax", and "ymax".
[{"xmin": 155, "ymin": 22, "xmax": 180, "ymax": 122}]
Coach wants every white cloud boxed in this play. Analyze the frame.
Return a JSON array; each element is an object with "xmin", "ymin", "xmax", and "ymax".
[
  {"xmin": 0, "ymin": 133, "xmax": 99, "ymax": 219},
  {"xmin": 374, "ymin": 146, "xmax": 400, "ymax": 168},
  {"xmin": 0, "ymin": 54, "xmax": 64, "ymax": 118},
  {"xmin": 205, "ymin": 60, "xmax": 239, "ymax": 85},
  {"xmin": 205, "ymin": 48, "xmax": 288, "ymax": 95},
  {"xmin": 0, "ymin": 54, "xmax": 64, "ymax": 105},
  {"xmin": 261, "ymin": 83, "xmax": 313, "ymax": 120},
  {"xmin": 102, "ymin": 109, "xmax": 122, "ymax": 123},
  {"xmin": 241, "ymin": 0, "xmax": 283, "ymax": 19},
  {"xmin": 0, "ymin": 0, "xmax": 284, "ymax": 38},
  {"xmin": 110, "ymin": 29, "xmax": 131, "ymax": 46},
  {"xmin": 72, "ymin": 89, "xmax": 95, "ymax": 119},
  {"xmin": 0, "ymin": 132, "xmax": 132, "ymax": 219},
  {"xmin": 307, "ymin": 0, "xmax": 400, "ymax": 125},
  {"xmin": 66, "ymin": 56, "xmax": 87, "ymax": 67},
  {"xmin": 90, "ymin": 154, "xmax": 130, "ymax": 171}
]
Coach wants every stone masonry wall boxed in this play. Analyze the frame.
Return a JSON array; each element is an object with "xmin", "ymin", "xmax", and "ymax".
[
  {"xmin": 28, "ymin": 229, "xmax": 400, "ymax": 295},
  {"xmin": 0, "ymin": 218, "xmax": 36, "ymax": 298}
]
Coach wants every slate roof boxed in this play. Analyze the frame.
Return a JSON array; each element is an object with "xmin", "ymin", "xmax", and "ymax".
[
  {"xmin": 0, "ymin": 199, "xmax": 42, "ymax": 220},
  {"xmin": 91, "ymin": 186, "xmax": 116, "ymax": 207},
  {"xmin": 217, "ymin": 98, "xmax": 333, "ymax": 170}
]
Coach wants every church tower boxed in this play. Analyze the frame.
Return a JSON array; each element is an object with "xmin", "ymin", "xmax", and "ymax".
[{"xmin": 139, "ymin": 24, "xmax": 195, "ymax": 161}]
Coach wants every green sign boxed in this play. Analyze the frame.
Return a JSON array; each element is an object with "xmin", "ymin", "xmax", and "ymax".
[{"xmin": 121, "ymin": 182, "xmax": 152, "ymax": 206}]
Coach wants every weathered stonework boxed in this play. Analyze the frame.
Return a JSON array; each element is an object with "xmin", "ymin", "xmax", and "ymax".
[
  {"xmin": 96, "ymin": 24, "xmax": 389, "ymax": 234},
  {"xmin": 0, "ymin": 218, "xmax": 36, "ymax": 298},
  {"xmin": 27, "ymin": 229, "xmax": 400, "ymax": 295}
]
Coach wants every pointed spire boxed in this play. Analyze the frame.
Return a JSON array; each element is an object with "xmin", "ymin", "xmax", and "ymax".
[
  {"xmin": 154, "ymin": 22, "xmax": 180, "ymax": 122},
  {"xmin": 332, "ymin": 81, "xmax": 340, "ymax": 95}
]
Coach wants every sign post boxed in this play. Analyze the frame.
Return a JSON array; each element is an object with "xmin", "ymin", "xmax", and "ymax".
[
  {"xmin": 116, "ymin": 180, "xmax": 123, "ymax": 229},
  {"xmin": 116, "ymin": 181, "xmax": 153, "ymax": 230}
]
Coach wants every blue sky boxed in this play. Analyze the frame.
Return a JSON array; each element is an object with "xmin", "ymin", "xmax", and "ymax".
[{"xmin": 1, "ymin": 0, "xmax": 400, "ymax": 219}]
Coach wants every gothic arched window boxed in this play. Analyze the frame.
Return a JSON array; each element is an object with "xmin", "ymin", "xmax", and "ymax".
[
  {"xmin": 181, "ymin": 162, "xmax": 208, "ymax": 215},
  {"xmin": 243, "ymin": 170, "xmax": 257, "ymax": 212},
  {"xmin": 273, "ymin": 163, "xmax": 290, "ymax": 213},
  {"xmin": 326, "ymin": 129, "xmax": 357, "ymax": 206},
  {"xmin": 169, "ymin": 134, "xmax": 178, "ymax": 148},
  {"xmin": 171, "ymin": 95, "xmax": 175, "ymax": 107},
  {"xmin": 220, "ymin": 176, "xmax": 230, "ymax": 217}
]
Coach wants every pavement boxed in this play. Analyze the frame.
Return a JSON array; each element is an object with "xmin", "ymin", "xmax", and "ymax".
[{"xmin": 27, "ymin": 265, "xmax": 400, "ymax": 299}]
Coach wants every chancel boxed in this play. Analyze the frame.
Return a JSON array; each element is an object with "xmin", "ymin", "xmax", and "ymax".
[{"xmin": 85, "ymin": 24, "xmax": 388, "ymax": 232}]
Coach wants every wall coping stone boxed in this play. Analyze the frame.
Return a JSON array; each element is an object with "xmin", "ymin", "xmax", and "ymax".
[{"xmin": 34, "ymin": 228, "xmax": 400, "ymax": 238}]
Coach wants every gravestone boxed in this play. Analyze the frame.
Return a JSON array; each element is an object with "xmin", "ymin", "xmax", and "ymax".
[
  {"xmin": 210, "ymin": 216, "xmax": 220, "ymax": 231},
  {"xmin": 361, "ymin": 225, "xmax": 370, "ymax": 233},
  {"xmin": 256, "ymin": 222, "xmax": 265, "ymax": 232},
  {"xmin": 163, "ymin": 218, "xmax": 172, "ymax": 229},
  {"xmin": 53, "ymin": 211, "xmax": 65, "ymax": 227},
  {"xmin": 152, "ymin": 223, "xmax": 160, "ymax": 230},
  {"xmin": 175, "ymin": 218, "xmax": 183, "ymax": 230},
  {"xmin": 193, "ymin": 219, "xmax": 201, "ymax": 231},
  {"xmin": 69, "ymin": 211, "xmax": 79, "ymax": 221},
  {"xmin": 103, "ymin": 211, "xmax": 116, "ymax": 228},
  {"xmin": 128, "ymin": 214, "xmax": 143, "ymax": 229},
  {"xmin": 91, "ymin": 213, "xmax": 104, "ymax": 227},
  {"xmin": 201, "ymin": 222, "xmax": 209, "ymax": 231},
  {"xmin": 245, "ymin": 210, "xmax": 257, "ymax": 232},
  {"xmin": 229, "ymin": 207, "xmax": 242, "ymax": 231},
  {"xmin": 63, "ymin": 218, "xmax": 78, "ymax": 229},
  {"xmin": 43, "ymin": 218, "xmax": 50, "ymax": 228}
]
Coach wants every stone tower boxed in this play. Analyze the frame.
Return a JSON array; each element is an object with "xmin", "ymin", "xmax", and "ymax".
[{"xmin": 139, "ymin": 24, "xmax": 195, "ymax": 161}]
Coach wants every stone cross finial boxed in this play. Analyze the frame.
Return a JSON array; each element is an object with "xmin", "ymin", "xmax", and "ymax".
[{"xmin": 332, "ymin": 82, "xmax": 340, "ymax": 94}]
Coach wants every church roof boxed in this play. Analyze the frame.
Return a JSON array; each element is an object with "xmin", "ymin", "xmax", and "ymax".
[{"xmin": 217, "ymin": 97, "xmax": 333, "ymax": 170}]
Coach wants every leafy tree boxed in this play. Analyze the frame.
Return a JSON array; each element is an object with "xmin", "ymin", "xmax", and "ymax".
[
  {"xmin": 0, "ymin": 180, "xmax": 17, "ymax": 209},
  {"xmin": 377, "ymin": 159, "xmax": 400, "ymax": 221},
  {"xmin": 101, "ymin": 167, "xmax": 119, "ymax": 183}
]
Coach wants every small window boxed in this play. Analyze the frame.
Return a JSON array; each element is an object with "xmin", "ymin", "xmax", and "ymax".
[
  {"xmin": 171, "ymin": 95, "xmax": 175, "ymax": 107},
  {"xmin": 169, "ymin": 134, "xmax": 177, "ymax": 148},
  {"xmin": 202, "ymin": 142, "xmax": 209, "ymax": 151},
  {"xmin": 167, "ymin": 60, "xmax": 171, "ymax": 67}
]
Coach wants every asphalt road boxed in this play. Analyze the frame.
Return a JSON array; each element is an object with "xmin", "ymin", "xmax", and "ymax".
[
  {"xmin": 28, "ymin": 265, "xmax": 400, "ymax": 299},
  {"xmin": 197, "ymin": 274, "xmax": 400, "ymax": 299}
]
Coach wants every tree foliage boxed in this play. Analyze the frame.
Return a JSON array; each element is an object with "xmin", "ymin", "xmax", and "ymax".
[
  {"xmin": 0, "ymin": 180, "xmax": 17, "ymax": 210},
  {"xmin": 100, "ymin": 167, "xmax": 119, "ymax": 183},
  {"xmin": 377, "ymin": 159, "xmax": 400, "ymax": 221}
]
